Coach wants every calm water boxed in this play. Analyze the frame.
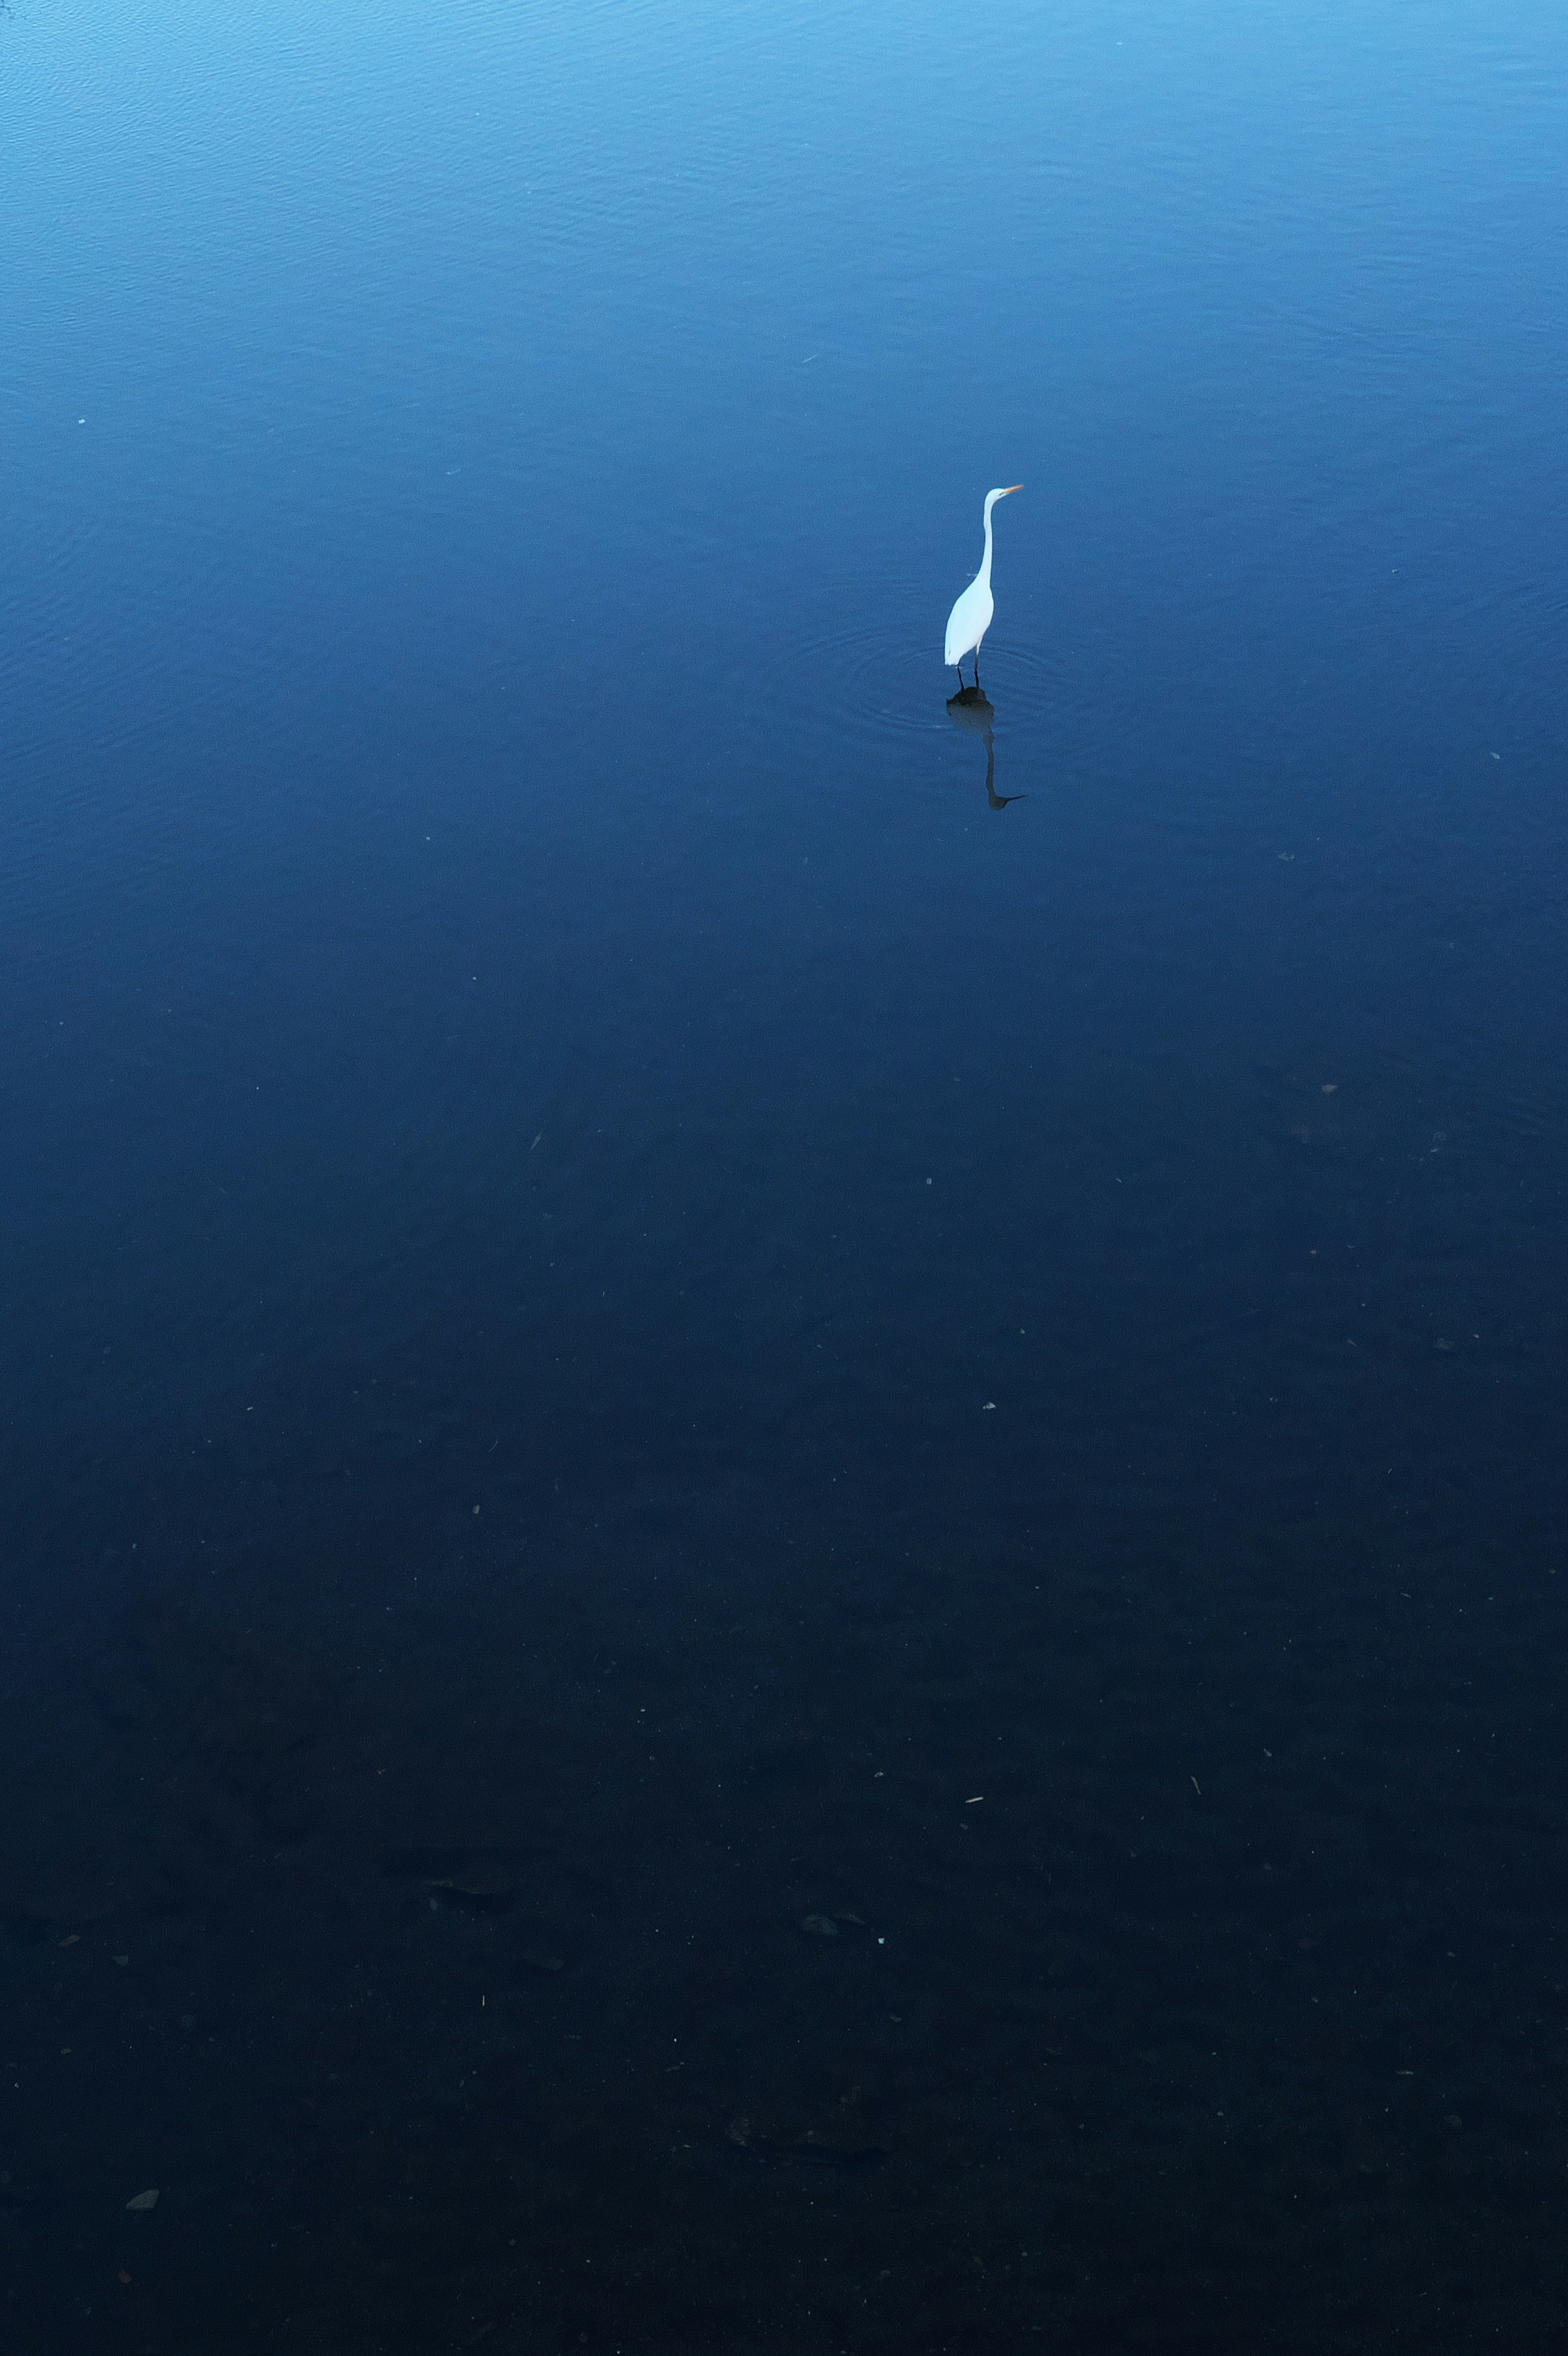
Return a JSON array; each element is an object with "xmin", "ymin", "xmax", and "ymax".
[{"xmin": 4, "ymin": 1, "xmax": 1568, "ymax": 2347}]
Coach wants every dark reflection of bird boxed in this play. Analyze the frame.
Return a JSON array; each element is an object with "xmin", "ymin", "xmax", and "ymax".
[{"xmin": 945, "ymin": 685, "xmax": 1025, "ymax": 810}]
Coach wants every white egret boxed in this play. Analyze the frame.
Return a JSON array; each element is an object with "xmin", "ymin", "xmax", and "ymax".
[{"xmin": 944, "ymin": 484, "xmax": 1022, "ymax": 691}]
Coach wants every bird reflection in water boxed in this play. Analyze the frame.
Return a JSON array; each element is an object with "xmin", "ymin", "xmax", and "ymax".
[{"xmin": 945, "ymin": 685, "xmax": 1025, "ymax": 810}]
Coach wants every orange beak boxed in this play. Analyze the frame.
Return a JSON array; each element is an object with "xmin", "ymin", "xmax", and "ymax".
[{"xmin": 1003, "ymin": 483, "xmax": 1024, "ymax": 494}]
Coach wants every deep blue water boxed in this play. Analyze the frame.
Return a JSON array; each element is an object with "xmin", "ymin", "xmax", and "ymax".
[{"xmin": 4, "ymin": 1, "xmax": 1568, "ymax": 2347}]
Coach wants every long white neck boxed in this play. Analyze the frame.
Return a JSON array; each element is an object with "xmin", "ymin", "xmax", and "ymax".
[{"xmin": 978, "ymin": 493, "xmax": 1000, "ymax": 590}]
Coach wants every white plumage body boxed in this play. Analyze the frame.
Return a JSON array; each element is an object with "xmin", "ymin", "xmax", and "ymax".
[
  {"xmin": 943, "ymin": 484, "xmax": 1022, "ymax": 675},
  {"xmin": 943, "ymin": 574, "xmax": 994, "ymax": 668}
]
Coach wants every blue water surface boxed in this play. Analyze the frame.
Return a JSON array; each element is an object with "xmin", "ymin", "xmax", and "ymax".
[{"xmin": 3, "ymin": 2, "xmax": 1568, "ymax": 2347}]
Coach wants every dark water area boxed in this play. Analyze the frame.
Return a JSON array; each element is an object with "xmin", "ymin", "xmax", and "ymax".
[{"xmin": 4, "ymin": 1, "xmax": 1568, "ymax": 2347}]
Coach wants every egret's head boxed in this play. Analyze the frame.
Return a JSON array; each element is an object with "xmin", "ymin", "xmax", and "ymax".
[{"xmin": 984, "ymin": 483, "xmax": 1024, "ymax": 512}]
